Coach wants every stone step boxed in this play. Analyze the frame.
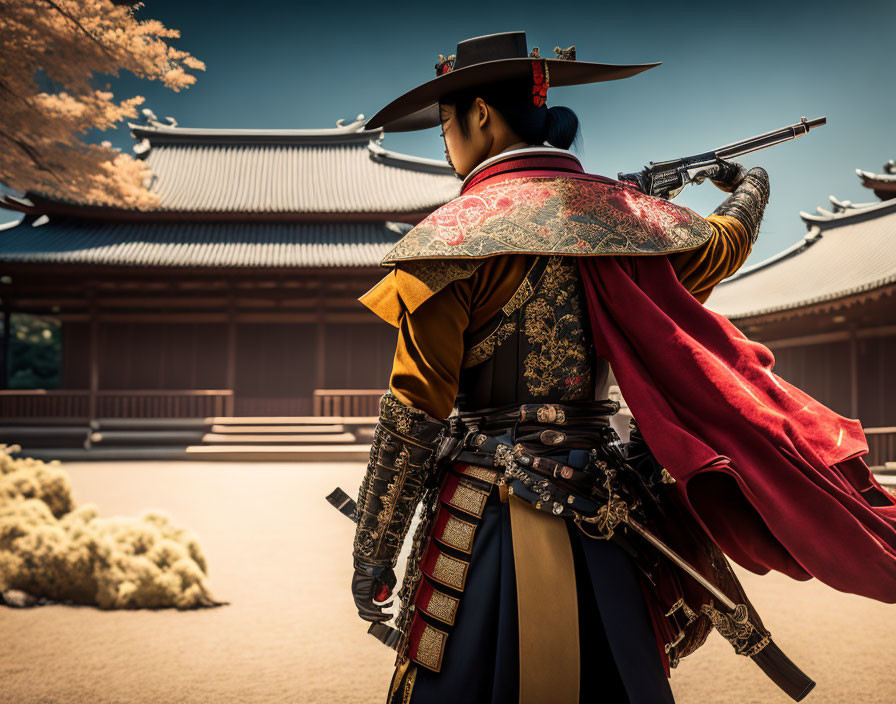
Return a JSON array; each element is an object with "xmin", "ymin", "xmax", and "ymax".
[
  {"xmin": 89, "ymin": 430, "xmax": 356, "ymax": 446},
  {"xmin": 200, "ymin": 432, "xmax": 357, "ymax": 445},
  {"xmin": 92, "ymin": 417, "xmax": 211, "ymax": 430},
  {"xmin": 93, "ymin": 416, "xmax": 376, "ymax": 430},
  {"xmin": 0, "ymin": 426, "xmax": 89, "ymax": 449},
  {"xmin": 184, "ymin": 445, "xmax": 371, "ymax": 461},
  {"xmin": 209, "ymin": 424, "xmax": 345, "ymax": 434},
  {"xmin": 0, "ymin": 417, "xmax": 87, "ymax": 426},
  {"xmin": 13, "ymin": 445, "xmax": 372, "ymax": 462},
  {"xmin": 207, "ymin": 416, "xmax": 377, "ymax": 425},
  {"xmin": 89, "ymin": 430, "xmax": 207, "ymax": 445},
  {"xmin": 0, "ymin": 426, "xmax": 89, "ymax": 439}
]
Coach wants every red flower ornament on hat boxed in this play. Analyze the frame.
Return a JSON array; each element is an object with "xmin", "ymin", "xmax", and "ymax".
[{"xmin": 529, "ymin": 50, "xmax": 549, "ymax": 107}]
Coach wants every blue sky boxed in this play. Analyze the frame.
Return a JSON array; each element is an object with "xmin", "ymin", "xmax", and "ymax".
[{"xmin": 9, "ymin": 0, "xmax": 895, "ymax": 266}]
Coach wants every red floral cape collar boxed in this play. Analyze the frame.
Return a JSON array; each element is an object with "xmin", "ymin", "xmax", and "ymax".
[{"xmin": 381, "ymin": 150, "xmax": 713, "ymax": 265}]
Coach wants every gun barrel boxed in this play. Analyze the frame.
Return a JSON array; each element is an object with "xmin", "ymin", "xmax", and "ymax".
[{"xmin": 714, "ymin": 116, "xmax": 826, "ymax": 161}]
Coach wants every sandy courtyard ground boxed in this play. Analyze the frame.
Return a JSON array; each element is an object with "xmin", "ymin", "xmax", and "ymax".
[{"xmin": 1, "ymin": 461, "xmax": 893, "ymax": 704}]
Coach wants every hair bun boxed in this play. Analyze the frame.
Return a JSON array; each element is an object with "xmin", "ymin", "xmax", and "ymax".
[{"xmin": 544, "ymin": 106, "xmax": 579, "ymax": 150}]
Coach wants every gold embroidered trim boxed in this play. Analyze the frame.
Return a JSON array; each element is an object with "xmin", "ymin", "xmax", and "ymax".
[
  {"xmin": 437, "ymin": 514, "xmax": 477, "ymax": 553},
  {"xmin": 445, "ymin": 481, "xmax": 489, "ymax": 517},
  {"xmin": 457, "ymin": 465, "xmax": 501, "ymax": 485},
  {"xmin": 389, "ymin": 658, "xmax": 411, "ymax": 703},
  {"xmin": 461, "ymin": 319, "xmax": 516, "ymax": 369},
  {"xmin": 461, "ymin": 257, "xmax": 543, "ymax": 369},
  {"xmin": 430, "ymin": 552, "xmax": 469, "ymax": 590},
  {"xmin": 501, "ymin": 269, "xmax": 536, "ymax": 317},
  {"xmin": 665, "ymin": 598, "xmax": 698, "ymax": 623},
  {"xmin": 399, "ymin": 258, "xmax": 485, "ymax": 300},
  {"xmin": 422, "ymin": 587, "xmax": 460, "ymax": 625},
  {"xmin": 371, "ymin": 445, "xmax": 409, "ymax": 550},
  {"xmin": 414, "ymin": 623, "xmax": 448, "ymax": 672},
  {"xmin": 700, "ymin": 602, "xmax": 770, "ymax": 657},
  {"xmin": 402, "ymin": 665, "xmax": 417, "ymax": 704}
]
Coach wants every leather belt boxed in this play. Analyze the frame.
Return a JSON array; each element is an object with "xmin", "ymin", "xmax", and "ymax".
[{"xmin": 449, "ymin": 399, "xmax": 620, "ymax": 436}]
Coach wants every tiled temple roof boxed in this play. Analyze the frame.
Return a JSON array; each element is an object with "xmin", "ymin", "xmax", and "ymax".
[
  {"xmin": 706, "ymin": 196, "xmax": 896, "ymax": 320},
  {"xmin": 0, "ymin": 217, "xmax": 410, "ymax": 268},
  {"xmin": 126, "ymin": 117, "xmax": 458, "ymax": 214}
]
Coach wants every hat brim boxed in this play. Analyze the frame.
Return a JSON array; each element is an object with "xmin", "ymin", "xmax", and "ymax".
[{"xmin": 366, "ymin": 58, "xmax": 660, "ymax": 132}]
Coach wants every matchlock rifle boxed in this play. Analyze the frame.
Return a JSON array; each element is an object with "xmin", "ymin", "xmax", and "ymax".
[{"xmin": 619, "ymin": 116, "xmax": 826, "ymax": 199}]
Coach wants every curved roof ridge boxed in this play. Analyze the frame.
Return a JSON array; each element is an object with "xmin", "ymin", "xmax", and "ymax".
[
  {"xmin": 800, "ymin": 192, "xmax": 896, "ymax": 226},
  {"xmin": 128, "ymin": 115, "xmax": 383, "ymax": 145}
]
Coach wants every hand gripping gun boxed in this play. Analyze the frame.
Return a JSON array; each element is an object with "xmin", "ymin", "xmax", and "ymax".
[{"xmin": 618, "ymin": 116, "xmax": 826, "ymax": 199}]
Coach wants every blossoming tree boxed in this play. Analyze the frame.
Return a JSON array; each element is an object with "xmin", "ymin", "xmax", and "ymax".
[{"xmin": 0, "ymin": 0, "xmax": 204, "ymax": 209}]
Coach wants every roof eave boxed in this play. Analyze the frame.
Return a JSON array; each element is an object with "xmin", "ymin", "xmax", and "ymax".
[
  {"xmin": 16, "ymin": 193, "xmax": 439, "ymax": 224},
  {"xmin": 127, "ymin": 117, "xmax": 384, "ymax": 146},
  {"xmin": 367, "ymin": 142, "xmax": 456, "ymax": 176},
  {"xmin": 715, "ymin": 280, "xmax": 896, "ymax": 322}
]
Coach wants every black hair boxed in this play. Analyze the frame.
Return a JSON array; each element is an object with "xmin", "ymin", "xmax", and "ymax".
[{"xmin": 439, "ymin": 78, "xmax": 580, "ymax": 151}]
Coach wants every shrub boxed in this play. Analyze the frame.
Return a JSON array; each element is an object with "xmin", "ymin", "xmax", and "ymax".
[{"xmin": 0, "ymin": 444, "xmax": 221, "ymax": 609}]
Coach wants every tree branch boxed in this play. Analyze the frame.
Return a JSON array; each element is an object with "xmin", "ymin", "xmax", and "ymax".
[
  {"xmin": 0, "ymin": 130, "xmax": 64, "ymax": 184},
  {"xmin": 39, "ymin": 0, "xmax": 118, "ymax": 61},
  {"xmin": 0, "ymin": 78, "xmax": 32, "ymax": 106}
]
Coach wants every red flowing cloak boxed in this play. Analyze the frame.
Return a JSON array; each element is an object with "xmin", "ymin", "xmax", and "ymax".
[{"xmin": 577, "ymin": 254, "xmax": 896, "ymax": 603}]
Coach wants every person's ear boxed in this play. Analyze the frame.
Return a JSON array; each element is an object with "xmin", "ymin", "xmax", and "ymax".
[{"xmin": 476, "ymin": 97, "xmax": 489, "ymax": 130}]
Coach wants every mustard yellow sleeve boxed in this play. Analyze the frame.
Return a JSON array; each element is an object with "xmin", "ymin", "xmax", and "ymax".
[
  {"xmin": 389, "ymin": 275, "xmax": 472, "ymax": 419},
  {"xmin": 667, "ymin": 213, "xmax": 753, "ymax": 304},
  {"xmin": 386, "ymin": 255, "xmax": 532, "ymax": 419}
]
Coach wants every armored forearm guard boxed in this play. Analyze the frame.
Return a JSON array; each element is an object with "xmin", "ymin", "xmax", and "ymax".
[
  {"xmin": 353, "ymin": 392, "xmax": 447, "ymax": 570},
  {"xmin": 711, "ymin": 166, "xmax": 770, "ymax": 245}
]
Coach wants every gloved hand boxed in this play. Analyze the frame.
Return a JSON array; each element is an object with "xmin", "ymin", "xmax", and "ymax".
[
  {"xmin": 709, "ymin": 159, "xmax": 747, "ymax": 192},
  {"xmin": 351, "ymin": 560, "xmax": 397, "ymax": 622}
]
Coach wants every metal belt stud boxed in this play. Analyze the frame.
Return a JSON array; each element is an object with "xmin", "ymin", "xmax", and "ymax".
[
  {"xmin": 536, "ymin": 404, "xmax": 566, "ymax": 424},
  {"xmin": 539, "ymin": 429, "xmax": 566, "ymax": 445}
]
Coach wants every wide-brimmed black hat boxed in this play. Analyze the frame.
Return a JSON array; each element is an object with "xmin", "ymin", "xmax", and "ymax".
[{"xmin": 365, "ymin": 31, "xmax": 659, "ymax": 132}]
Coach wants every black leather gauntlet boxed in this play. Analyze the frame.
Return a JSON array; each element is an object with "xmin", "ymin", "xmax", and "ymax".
[
  {"xmin": 711, "ymin": 166, "xmax": 770, "ymax": 245},
  {"xmin": 352, "ymin": 392, "xmax": 446, "ymax": 621}
]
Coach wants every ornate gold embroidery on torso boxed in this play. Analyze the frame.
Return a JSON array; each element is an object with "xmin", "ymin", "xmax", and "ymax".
[{"xmin": 521, "ymin": 257, "xmax": 592, "ymax": 399}]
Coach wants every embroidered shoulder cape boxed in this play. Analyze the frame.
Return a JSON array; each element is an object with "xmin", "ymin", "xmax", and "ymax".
[{"xmin": 382, "ymin": 161, "xmax": 713, "ymax": 265}]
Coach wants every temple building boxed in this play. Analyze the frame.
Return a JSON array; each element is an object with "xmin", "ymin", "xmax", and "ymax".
[
  {"xmin": 706, "ymin": 161, "xmax": 896, "ymax": 467},
  {"xmin": 0, "ymin": 123, "xmax": 892, "ymax": 466},
  {"xmin": 0, "ymin": 115, "xmax": 458, "ymax": 426}
]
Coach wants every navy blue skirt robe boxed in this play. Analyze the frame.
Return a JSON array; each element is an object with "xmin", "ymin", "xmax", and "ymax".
[{"xmin": 404, "ymin": 487, "xmax": 676, "ymax": 703}]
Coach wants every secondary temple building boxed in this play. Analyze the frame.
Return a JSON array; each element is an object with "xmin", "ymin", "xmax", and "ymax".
[{"xmin": 707, "ymin": 161, "xmax": 896, "ymax": 466}]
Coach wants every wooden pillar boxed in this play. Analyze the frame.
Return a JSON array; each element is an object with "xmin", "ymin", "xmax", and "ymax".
[
  {"xmin": 226, "ymin": 291, "xmax": 236, "ymax": 416},
  {"xmin": 849, "ymin": 324, "xmax": 859, "ymax": 419},
  {"xmin": 0, "ymin": 297, "xmax": 10, "ymax": 390},
  {"xmin": 88, "ymin": 284, "xmax": 99, "ymax": 424},
  {"xmin": 315, "ymin": 277, "xmax": 326, "ymax": 390}
]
